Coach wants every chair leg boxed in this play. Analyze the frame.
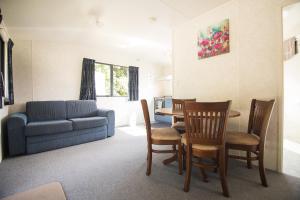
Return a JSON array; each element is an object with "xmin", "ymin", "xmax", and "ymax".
[
  {"xmin": 177, "ymin": 141, "xmax": 183, "ymax": 175},
  {"xmin": 219, "ymin": 149, "xmax": 230, "ymax": 197},
  {"xmin": 247, "ymin": 151, "xmax": 252, "ymax": 169},
  {"xmin": 183, "ymin": 145, "xmax": 186, "ymax": 170},
  {"xmin": 214, "ymin": 151, "xmax": 219, "ymax": 173},
  {"xmin": 258, "ymin": 153, "xmax": 268, "ymax": 187},
  {"xmin": 225, "ymin": 147, "xmax": 229, "ymax": 176},
  {"xmin": 198, "ymin": 158, "xmax": 208, "ymax": 182},
  {"xmin": 172, "ymin": 144, "xmax": 176, "ymax": 153},
  {"xmin": 201, "ymin": 168, "xmax": 208, "ymax": 182},
  {"xmin": 183, "ymin": 146, "xmax": 192, "ymax": 192},
  {"xmin": 146, "ymin": 146, "xmax": 152, "ymax": 176}
]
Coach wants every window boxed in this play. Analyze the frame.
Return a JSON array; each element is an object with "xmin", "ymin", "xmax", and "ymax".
[
  {"xmin": 95, "ymin": 63, "xmax": 111, "ymax": 96},
  {"xmin": 95, "ymin": 62, "xmax": 128, "ymax": 97},
  {"xmin": 113, "ymin": 65, "xmax": 128, "ymax": 96}
]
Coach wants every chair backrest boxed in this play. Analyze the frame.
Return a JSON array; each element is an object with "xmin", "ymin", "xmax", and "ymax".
[
  {"xmin": 172, "ymin": 98, "xmax": 196, "ymax": 111},
  {"xmin": 183, "ymin": 101, "xmax": 231, "ymax": 146},
  {"xmin": 141, "ymin": 99, "xmax": 151, "ymax": 142},
  {"xmin": 247, "ymin": 99, "xmax": 275, "ymax": 146}
]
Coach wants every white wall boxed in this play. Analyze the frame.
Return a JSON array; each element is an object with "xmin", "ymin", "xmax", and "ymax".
[
  {"xmin": 11, "ymin": 40, "xmax": 168, "ymax": 126},
  {"xmin": 173, "ymin": 0, "xmax": 285, "ymax": 171},
  {"xmin": 160, "ymin": 65, "xmax": 173, "ymax": 96},
  {"xmin": 173, "ymin": 1, "xmax": 240, "ymax": 132}
]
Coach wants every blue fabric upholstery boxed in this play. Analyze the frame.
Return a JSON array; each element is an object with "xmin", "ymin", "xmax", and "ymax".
[
  {"xmin": 66, "ymin": 100, "xmax": 98, "ymax": 119},
  {"xmin": 70, "ymin": 117, "xmax": 107, "ymax": 130},
  {"xmin": 98, "ymin": 109, "xmax": 115, "ymax": 137},
  {"xmin": 7, "ymin": 113, "xmax": 27, "ymax": 155},
  {"xmin": 25, "ymin": 120, "xmax": 73, "ymax": 136},
  {"xmin": 26, "ymin": 126, "xmax": 107, "ymax": 154},
  {"xmin": 7, "ymin": 100, "xmax": 115, "ymax": 155},
  {"xmin": 26, "ymin": 101, "xmax": 67, "ymax": 122}
]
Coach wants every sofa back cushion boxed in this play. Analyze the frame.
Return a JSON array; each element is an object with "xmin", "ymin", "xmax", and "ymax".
[
  {"xmin": 26, "ymin": 101, "xmax": 67, "ymax": 122},
  {"xmin": 66, "ymin": 100, "xmax": 98, "ymax": 119}
]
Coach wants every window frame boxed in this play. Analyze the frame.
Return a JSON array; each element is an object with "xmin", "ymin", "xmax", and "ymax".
[{"xmin": 95, "ymin": 62, "xmax": 129, "ymax": 97}]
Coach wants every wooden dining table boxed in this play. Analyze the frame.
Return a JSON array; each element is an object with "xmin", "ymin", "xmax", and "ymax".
[
  {"xmin": 154, "ymin": 107, "xmax": 241, "ymax": 165},
  {"xmin": 155, "ymin": 108, "xmax": 241, "ymax": 118}
]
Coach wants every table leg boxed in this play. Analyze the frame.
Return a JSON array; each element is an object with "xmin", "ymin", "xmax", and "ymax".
[
  {"xmin": 163, "ymin": 154, "xmax": 178, "ymax": 165},
  {"xmin": 163, "ymin": 144, "xmax": 178, "ymax": 165}
]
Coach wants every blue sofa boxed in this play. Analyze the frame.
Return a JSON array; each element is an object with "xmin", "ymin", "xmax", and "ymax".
[{"xmin": 7, "ymin": 100, "xmax": 115, "ymax": 156}]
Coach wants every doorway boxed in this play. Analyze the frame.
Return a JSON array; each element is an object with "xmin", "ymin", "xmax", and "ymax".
[{"xmin": 283, "ymin": 2, "xmax": 300, "ymax": 178}]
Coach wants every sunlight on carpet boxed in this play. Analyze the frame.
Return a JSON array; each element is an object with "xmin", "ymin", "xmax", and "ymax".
[{"xmin": 118, "ymin": 126, "xmax": 146, "ymax": 136}]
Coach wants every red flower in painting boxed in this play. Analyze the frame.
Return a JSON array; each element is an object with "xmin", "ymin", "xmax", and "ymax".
[
  {"xmin": 214, "ymin": 43, "xmax": 222, "ymax": 50},
  {"xmin": 198, "ymin": 50, "xmax": 205, "ymax": 58},
  {"xmin": 222, "ymin": 47, "xmax": 229, "ymax": 53},
  {"xmin": 222, "ymin": 33, "xmax": 229, "ymax": 41},
  {"xmin": 197, "ymin": 19, "xmax": 230, "ymax": 59},
  {"xmin": 200, "ymin": 39, "xmax": 209, "ymax": 46},
  {"xmin": 213, "ymin": 31, "xmax": 223, "ymax": 40}
]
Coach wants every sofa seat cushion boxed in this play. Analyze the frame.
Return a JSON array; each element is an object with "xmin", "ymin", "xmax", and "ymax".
[
  {"xmin": 70, "ymin": 117, "xmax": 108, "ymax": 130},
  {"xmin": 25, "ymin": 120, "xmax": 73, "ymax": 136}
]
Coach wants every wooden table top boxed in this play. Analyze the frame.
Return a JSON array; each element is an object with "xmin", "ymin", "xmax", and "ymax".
[{"xmin": 155, "ymin": 108, "xmax": 241, "ymax": 118}]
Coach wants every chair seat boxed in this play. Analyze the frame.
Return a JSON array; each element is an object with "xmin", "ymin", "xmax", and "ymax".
[
  {"xmin": 226, "ymin": 131, "xmax": 260, "ymax": 146},
  {"xmin": 151, "ymin": 128, "xmax": 181, "ymax": 141},
  {"xmin": 172, "ymin": 121, "xmax": 185, "ymax": 129},
  {"xmin": 174, "ymin": 115, "xmax": 184, "ymax": 119},
  {"xmin": 181, "ymin": 134, "xmax": 219, "ymax": 151}
]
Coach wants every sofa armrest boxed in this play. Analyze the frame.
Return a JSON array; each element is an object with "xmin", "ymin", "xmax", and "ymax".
[
  {"xmin": 7, "ymin": 113, "xmax": 28, "ymax": 156},
  {"xmin": 98, "ymin": 109, "xmax": 115, "ymax": 137}
]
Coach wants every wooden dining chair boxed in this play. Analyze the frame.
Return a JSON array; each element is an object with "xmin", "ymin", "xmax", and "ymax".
[
  {"xmin": 182, "ymin": 101, "xmax": 232, "ymax": 197},
  {"xmin": 225, "ymin": 99, "xmax": 275, "ymax": 187},
  {"xmin": 141, "ymin": 99, "xmax": 183, "ymax": 176},
  {"xmin": 172, "ymin": 98, "xmax": 196, "ymax": 131}
]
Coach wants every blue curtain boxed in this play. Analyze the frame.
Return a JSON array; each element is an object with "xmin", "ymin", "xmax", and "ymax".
[
  {"xmin": 79, "ymin": 58, "xmax": 96, "ymax": 100},
  {"xmin": 0, "ymin": 37, "xmax": 4, "ymax": 100},
  {"xmin": 6, "ymin": 39, "xmax": 14, "ymax": 105},
  {"xmin": 0, "ymin": 72, "xmax": 3, "ymax": 108},
  {"xmin": 128, "ymin": 66, "xmax": 139, "ymax": 101}
]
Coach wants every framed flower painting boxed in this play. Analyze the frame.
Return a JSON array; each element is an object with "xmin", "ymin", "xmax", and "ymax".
[{"xmin": 197, "ymin": 19, "xmax": 230, "ymax": 59}]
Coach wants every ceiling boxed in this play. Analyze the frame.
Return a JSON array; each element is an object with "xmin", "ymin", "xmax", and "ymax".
[{"xmin": 0, "ymin": 0, "xmax": 229, "ymax": 66}]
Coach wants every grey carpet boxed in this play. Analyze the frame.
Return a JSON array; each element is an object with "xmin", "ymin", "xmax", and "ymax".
[{"xmin": 0, "ymin": 126, "xmax": 300, "ymax": 200}]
